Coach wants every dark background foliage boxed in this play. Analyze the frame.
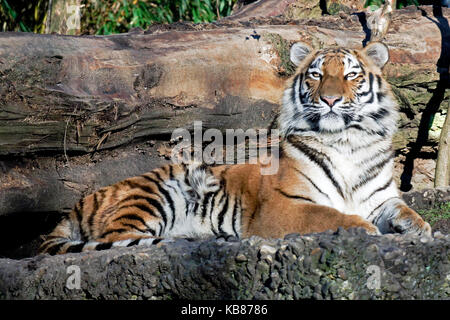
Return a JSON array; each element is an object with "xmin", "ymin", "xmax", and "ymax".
[{"xmin": 0, "ymin": 0, "xmax": 439, "ymax": 35}]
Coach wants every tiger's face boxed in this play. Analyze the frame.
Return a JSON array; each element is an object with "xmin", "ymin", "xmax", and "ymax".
[{"xmin": 280, "ymin": 42, "xmax": 397, "ymax": 138}]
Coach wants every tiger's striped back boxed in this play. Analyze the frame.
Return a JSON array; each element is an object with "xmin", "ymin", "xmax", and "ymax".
[{"xmin": 39, "ymin": 163, "xmax": 232, "ymax": 254}]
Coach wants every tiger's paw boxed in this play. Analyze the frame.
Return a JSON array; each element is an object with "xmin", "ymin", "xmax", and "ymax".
[
  {"xmin": 360, "ymin": 221, "xmax": 381, "ymax": 236},
  {"xmin": 389, "ymin": 205, "xmax": 432, "ymax": 237},
  {"xmin": 215, "ymin": 233, "xmax": 240, "ymax": 242},
  {"xmin": 344, "ymin": 214, "xmax": 381, "ymax": 236}
]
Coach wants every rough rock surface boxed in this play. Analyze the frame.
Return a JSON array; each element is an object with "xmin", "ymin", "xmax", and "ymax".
[
  {"xmin": 0, "ymin": 228, "xmax": 448, "ymax": 300},
  {"xmin": 0, "ymin": 187, "xmax": 449, "ymax": 300}
]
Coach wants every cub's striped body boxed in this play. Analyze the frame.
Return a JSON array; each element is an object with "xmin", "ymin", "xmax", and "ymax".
[{"xmin": 40, "ymin": 42, "xmax": 431, "ymax": 255}]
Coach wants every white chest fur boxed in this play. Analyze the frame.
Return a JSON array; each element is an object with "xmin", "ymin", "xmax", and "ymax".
[{"xmin": 286, "ymin": 132, "xmax": 399, "ymax": 221}]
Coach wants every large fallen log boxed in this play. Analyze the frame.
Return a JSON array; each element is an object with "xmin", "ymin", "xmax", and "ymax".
[
  {"xmin": 1, "ymin": 230, "xmax": 449, "ymax": 300},
  {"xmin": 0, "ymin": 5, "xmax": 448, "ymax": 156},
  {"xmin": 0, "ymin": 5, "xmax": 448, "ymax": 218}
]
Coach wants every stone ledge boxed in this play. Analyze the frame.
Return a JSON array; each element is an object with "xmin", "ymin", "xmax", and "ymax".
[{"xmin": 1, "ymin": 228, "xmax": 449, "ymax": 300}]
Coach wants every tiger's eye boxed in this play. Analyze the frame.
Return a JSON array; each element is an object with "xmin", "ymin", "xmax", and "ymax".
[
  {"xmin": 345, "ymin": 72, "xmax": 357, "ymax": 79},
  {"xmin": 310, "ymin": 72, "xmax": 321, "ymax": 79}
]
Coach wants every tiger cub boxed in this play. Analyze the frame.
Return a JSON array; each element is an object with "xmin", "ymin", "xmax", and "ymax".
[{"xmin": 40, "ymin": 42, "xmax": 431, "ymax": 255}]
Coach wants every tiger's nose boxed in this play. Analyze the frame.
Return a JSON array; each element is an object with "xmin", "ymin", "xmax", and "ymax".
[{"xmin": 320, "ymin": 95, "xmax": 341, "ymax": 107}]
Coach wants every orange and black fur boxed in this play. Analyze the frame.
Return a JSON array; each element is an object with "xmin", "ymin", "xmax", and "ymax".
[{"xmin": 40, "ymin": 42, "xmax": 431, "ymax": 255}]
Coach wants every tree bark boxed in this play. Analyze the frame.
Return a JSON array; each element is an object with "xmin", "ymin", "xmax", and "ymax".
[
  {"xmin": 45, "ymin": 0, "xmax": 82, "ymax": 35},
  {"xmin": 0, "ymin": 3, "xmax": 449, "ymax": 218},
  {"xmin": 435, "ymin": 101, "xmax": 450, "ymax": 187}
]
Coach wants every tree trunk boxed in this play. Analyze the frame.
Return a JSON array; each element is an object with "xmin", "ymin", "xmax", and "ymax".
[
  {"xmin": 435, "ymin": 101, "xmax": 450, "ymax": 187},
  {"xmin": 45, "ymin": 0, "xmax": 82, "ymax": 35},
  {"xmin": 0, "ymin": 3, "xmax": 448, "ymax": 217}
]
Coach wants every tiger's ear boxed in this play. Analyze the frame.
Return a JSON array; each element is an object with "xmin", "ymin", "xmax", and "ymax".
[
  {"xmin": 363, "ymin": 42, "xmax": 389, "ymax": 69},
  {"xmin": 290, "ymin": 42, "xmax": 313, "ymax": 66}
]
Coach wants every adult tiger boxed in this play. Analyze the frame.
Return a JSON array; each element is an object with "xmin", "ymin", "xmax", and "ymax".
[{"xmin": 39, "ymin": 42, "xmax": 431, "ymax": 255}]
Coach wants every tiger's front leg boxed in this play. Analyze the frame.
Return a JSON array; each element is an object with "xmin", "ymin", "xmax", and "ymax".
[
  {"xmin": 246, "ymin": 202, "xmax": 380, "ymax": 238},
  {"xmin": 371, "ymin": 198, "xmax": 431, "ymax": 237}
]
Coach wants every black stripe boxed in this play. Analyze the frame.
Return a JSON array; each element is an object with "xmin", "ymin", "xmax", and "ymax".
[
  {"xmin": 97, "ymin": 189, "xmax": 107, "ymax": 202},
  {"xmin": 152, "ymin": 238, "xmax": 162, "ymax": 245},
  {"xmin": 352, "ymin": 153, "xmax": 394, "ymax": 192},
  {"xmin": 350, "ymin": 138, "xmax": 383, "ymax": 153},
  {"xmin": 299, "ymin": 76, "xmax": 309, "ymax": 104},
  {"xmin": 356, "ymin": 146, "xmax": 392, "ymax": 166},
  {"xmin": 369, "ymin": 196, "xmax": 399, "ymax": 222},
  {"xmin": 342, "ymin": 113, "xmax": 353, "ymax": 126},
  {"xmin": 359, "ymin": 72, "xmax": 374, "ymax": 97},
  {"xmin": 93, "ymin": 192, "xmax": 99, "ymax": 212},
  {"xmin": 46, "ymin": 241, "xmax": 67, "ymax": 255},
  {"xmin": 346, "ymin": 57, "xmax": 352, "ymax": 67},
  {"xmin": 295, "ymin": 169, "xmax": 330, "ymax": 200},
  {"xmin": 363, "ymin": 178, "xmax": 393, "ymax": 202},
  {"xmin": 123, "ymin": 180, "xmax": 155, "ymax": 196},
  {"xmin": 73, "ymin": 202, "xmax": 83, "ymax": 224},
  {"xmin": 288, "ymin": 137, "xmax": 344, "ymax": 198},
  {"xmin": 87, "ymin": 193, "xmax": 99, "ymax": 231},
  {"xmin": 347, "ymin": 124, "xmax": 364, "ymax": 131},
  {"xmin": 127, "ymin": 239, "xmax": 141, "ymax": 247},
  {"xmin": 145, "ymin": 227, "xmax": 156, "ymax": 236},
  {"xmin": 210, "ymin": 186, "xmax": 226, "ymax": 236},
  {"xmin": 275, "ymin": 188, "xmax": 314, "ymax": 203},
  {"xmin": 217, "ymin": 195, "xmax": 230, "ymax": 234},
  {"xmin": 368, "ymin": 107, "xmax": 389, "ymax": 121},
  {"xmin": 66, "ymin": 242, "xmax": 85, "ymax": 253},
  {"xmin": 118, "ymin": 195, "xmax": 159, "ymax": 218},
  {"xmin": 73, "ymin": 201, "xmax": 88, "ymax": 240},
  {"xmin": 231, "ymin": 198, "xmax": 240, "ymax": 237},
  {"xmin": 96, "ymin": 242, "xmax": 113, "ymax": 250},
  {"xmin": 168, "ymin": 165, "xmax": 174, "ymax": 179},
  {"xmin": 376, "ymin": 74, "xmax": 382, "ymax": 88},
  {"xmin": 161, "ymin": 165, "xmax": 169, "ymax": 175},
  {"xmin": 119, "ymin": 203, "xmax": 159, "ymax": 220},
  {"xmin": 291, "ymin": 74, "xmax": 300, "ymax": 104},
  {"xmin": 309, "ymin": 59, "xmax": 319, "ymax": 69},
  {"xmin": 121, "ymin": 222, "xmax": 147, "ymax": 233},
  {"xmin": 39, "ymin": 239, "xmax": 57, "ymax": 253},
  {"xmin": 366, "ymin": 90, "xmax": 374, "ymax": 104},
  {"xmin": 201, "ymin": 191, "xmax": 215, "ymax": 221},
  {"xmin": 113, "ymin": 213, "xmax": 148, "ymax": 225},
  {"xmin": 376, "ymin": 92, "xmax": 386, "ymax": 102},
  {"xmin": 100, "ymin": 228, "xmax": 128, "ymax": 238},
  {"xmin": 144, "ymin": 197, "xmax": 167, "ymax": 229},
  {"xmin": 158, "ymin": 222, "xmax": 164, "ymax": 236},
  {"xmin": 184, "ymin": 199, "xmax": 190, "ymax": 217},
  {"xmin": 348, "ymin": 123, "xmax": 387, "ymax": 137},
  {"xmin": 141, "ymin": 174, "xmax": 176, "ymax": 229},
  {"xmin": 152, "ymin": 170, "xmax": 164, "ymax": 182},
  {"xmin": 193, "ymin": 202, "xmax": 200, "ymax": 214},
  {"xmin": 184, "ymin": 169, "xmax": 190, "ymax": 186}
]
